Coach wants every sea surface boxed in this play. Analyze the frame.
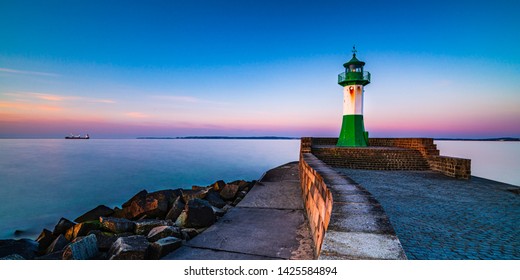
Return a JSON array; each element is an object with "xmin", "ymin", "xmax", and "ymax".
[
  {"xmin": 434, "ymin": 140, "xmax": 520, "ymax": 186},
  {"xmin": 0, "ymin": 139, "xmax": 300, "ymax": 239},
  {"xmin": 0, "ymin": 139, "xmax": 518, "ymax": 240}
]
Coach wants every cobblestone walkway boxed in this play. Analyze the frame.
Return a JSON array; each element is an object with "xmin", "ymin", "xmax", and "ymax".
[{"xmin": 335, "ymin": 169, "xmax": 520, "ymax": 260}]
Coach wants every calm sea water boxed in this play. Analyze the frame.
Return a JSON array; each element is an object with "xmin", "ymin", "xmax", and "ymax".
[
  {"xmin": 0, "ymin": 139, "xmax": 300, "ymax": 239},
  {"xmin": 0, "ymin": 139, "xmax": 518, "ymax": 239},
  {"xmin": 435, "ymin": 140, "xmax": 520, "ymax": 186}
]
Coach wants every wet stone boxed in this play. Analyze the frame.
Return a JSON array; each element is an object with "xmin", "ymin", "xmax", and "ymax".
[
  {"xmin": 205, "ymin": 191, "xmax": 226, "ymax": 208},
  {"xmin": 52, "ymin": 218, "xmax": 76, "ymax": 236},
  {"xmin": 181, "ymin": 189, "xmax": 208, "ymax": 203},
  {"xmin": 74, "ymin": 205, "xmax": 114, "ymax": 223},
  {"xmin": 46, "ymin": 234, "xmax": 69, "ymax": 255},
  {"xmin": 108, "ymin": 235, "xmax": 150, "ymax": 260},
  {"xmin": 184, "ymin": 199, "xmax": 216, "ymax": 228},
  {"xmin": 220, "ymin": 184, "xmax": 239, "ymax": 201},
  {"xmin": 65, "ymin": 221, "xmax": 101, "ymax": 241},
  {"xmin": 147, "ymin": 226, "xmax": 182, "ymax": 242},
  {"xmin": 134, "ymin": 219, "xmax": 174, "ymax": 235},
  {"xmin": 62, "ymin": 234, "xmax": 99, "ymax": 260},
  {"xmin": 165, "ymin": 196, "xmax": 185, "ymax": 222},
  {"xmin": 35, "ymin": 229, "xmax": 55, "ymax": 251},
  {"xmin": 148, "ymin": 237, "xmax": 182, "ymax": 259},
  {"xmin": 100, "ymin": 217, "xmax": 135, "ymax": 234},
  {"xmin": 209, "ymin": 180, "xmax": 226, "ymax": 192}
]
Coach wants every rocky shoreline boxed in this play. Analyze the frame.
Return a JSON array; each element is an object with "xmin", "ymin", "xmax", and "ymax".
[{"xmin": 0, "ymin": 179, "xmax": 255, "ymax": 260}]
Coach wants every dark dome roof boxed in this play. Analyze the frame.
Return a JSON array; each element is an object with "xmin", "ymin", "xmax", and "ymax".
[{"xmin": 343, "ymin": 54, "xmax": 365, "ymax": 67}]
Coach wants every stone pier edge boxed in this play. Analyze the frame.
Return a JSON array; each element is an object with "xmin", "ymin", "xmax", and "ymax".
[
  {"xmin": 299, "ymin": 152, "xmax": 407, "ymax": 259},
  {"xmin": 299, "ymin": 137, "xmax": 472, "ymax": 259}
]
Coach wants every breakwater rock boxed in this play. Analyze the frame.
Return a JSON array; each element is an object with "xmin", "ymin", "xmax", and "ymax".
[{"xmin": 0, "ymin": 180, "xmax": 255, "ymax": 260}]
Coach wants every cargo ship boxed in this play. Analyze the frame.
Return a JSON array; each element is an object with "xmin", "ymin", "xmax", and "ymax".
[{"xmin": 65, "ymin": 134, "xmax": 90, "ymax": 139}]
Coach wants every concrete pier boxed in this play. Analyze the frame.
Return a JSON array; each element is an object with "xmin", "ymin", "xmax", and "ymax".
[
  {"xmin": 336, "ymin": 168, "xmax": 520, "ymax": 259},
  {"xmin": 163, "ymin": 162, "xmax": 314, "ymax": 260}
]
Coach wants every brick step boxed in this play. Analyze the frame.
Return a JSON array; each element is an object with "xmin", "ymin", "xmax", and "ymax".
[{"xmin": 313, "ymin": 147, "xmax": 430, "ymax": 171}]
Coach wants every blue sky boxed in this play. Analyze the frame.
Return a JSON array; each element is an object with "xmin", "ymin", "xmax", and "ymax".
[{"xmin": 1, "ymin": 0, "xmax": 519, "ymax": 138}]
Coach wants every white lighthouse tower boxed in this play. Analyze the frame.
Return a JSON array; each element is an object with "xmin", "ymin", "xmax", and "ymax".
[{"xmin": 337, "ymin": 46, "xmax": 371, "ymax": 147}]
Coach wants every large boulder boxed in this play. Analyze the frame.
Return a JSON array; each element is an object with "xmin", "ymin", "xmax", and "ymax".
[
  {"xmin": 35, "ymin": 229, "xmax": 55, "ymax": 252},
  {"xmin": 181, "ymin": 189, "xmax": 208, "ymax": 203},
  {"xmin": 184, "ymin": 199, "xmax": 216, "ymax": 228},
  {"xmin": 65, "ymin": 220, "xmax": 101, "ymax": 241},
  {"xmin": 111, "ymin": 207, "xmax": 126, "ymax": 218},
  {"xmin": 52, "ymin": 218, "xmax": 76, "ymax": 236},
  {"xmin": 121, "ymin": 190, "xmax": 151, "ymax": 219},
  {"xmin": 205, "ymin": 191, "xmax": 226, "ymax": 208},
  {"xmin": 0, "ymin": 239, "xmax": 38, "ymax": 259},
  {"xmin": 151, "ymin": 189, "xmax": 182, "ymax": 206},
  {"xmin": 46, "ymin": 234, "xmax": 69, "ymax": 255},
  {"xmin": 121, "ymin": 190, "xmax": 177, "ymax": 219},
  {"xmin": 165, "ymin": 196, "xmax": 185, "ymax": 221},
  {"xmin": 209, "ymin": 180, "xmax": 226, "ymax": 192},
  {"xmin": 122, "ymin": 190, "xmax": 148, "ymax": 208},
  {"xmin": 174, "ymin": 211, "xmax": 188, "ymax": 228},
  {"xmin": 219, "ymin": 184, "xmax": 239, "ymax": 200},
  {"xmin": 74, "ymin": 205, "xmax": 114, "ymax": 223},
  {"xmin": 108, "ymin": 235, "xmax": 150, "ymax": 260},
  {"xmin": 148, "ymin": 237, "xmax": 182, "ymax": 259},
  {"xmin": 88, "ymin": 230, "xmax": 131, "ymax": 252},
  {"xmin": 191, "ymin": 185, "xmax": 208, "ymax": 191},
  {"xmin": 147, "ymin": 226, "xmax": 182, "ymax": 242},
  {"xmin": 100, "ymin": 217, "xmax": 135, "ymax": 234},
  {"xmin": 134, "ymin": 219, "xmax": 174, "ymax": 235},
  {"xmin": 62, "ymin": 234, "xmax": 99, "ymax": 260},
  {"xmin": 230, "ymin": 180, "xmax": 253, "ymax": 192}
]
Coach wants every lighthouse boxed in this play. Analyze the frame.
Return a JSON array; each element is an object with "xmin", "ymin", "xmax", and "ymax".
[{"xmin": 337, "ymin": 46, "xmax": 371, "ymax": 147}]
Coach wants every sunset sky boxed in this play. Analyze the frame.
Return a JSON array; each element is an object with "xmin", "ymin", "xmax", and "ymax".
[{"xmin": 1, "ymin": 0, "xmax": 519, "ymax": 138}]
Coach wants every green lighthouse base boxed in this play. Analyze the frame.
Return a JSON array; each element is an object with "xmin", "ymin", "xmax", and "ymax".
[{"xmin": 337, "ymin": 114, "xmax": 369, "ymax": 147}]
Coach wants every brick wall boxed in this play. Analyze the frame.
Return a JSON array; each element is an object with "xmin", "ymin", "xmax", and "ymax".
[
  {"xmin": 312, "ymin": 147, "xmax": 430, "ymax": 170},
  {"xmin": 369, "ymin": 138, "xmax": 440, "ymax": 157},
  {"xmin": 308, "ymin": 137, "xmax": 338, "ymax": 146},
  {"xmin": 299, "ymin": 151, "xmax": 406, "ymax": 259},
  {"xmin": 298, "ymin": 153, "xmax": 332, "ymax": 256},
  {"xmin": 300, "ymin": 137, "xmax": 312, "ymax": 153},
  {"xmin": 428, "ymin": 155, "xmax": 471, "ymax": 179},
  {"xmin": 305, "ymin": 137, "xmax": 471, "ymax": 179}
]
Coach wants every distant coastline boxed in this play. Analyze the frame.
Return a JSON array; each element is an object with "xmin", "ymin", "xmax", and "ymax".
[
  {"xmin": 135, "ymin": 136, "xmax": 519, "ymax": 141},
  {"xmin": 136, "ymin": 136, "xmax": 299, "ymax": 140},
  {"xmin": 434, "ymin": 137, "xmax": 520, "ymax": 142}
]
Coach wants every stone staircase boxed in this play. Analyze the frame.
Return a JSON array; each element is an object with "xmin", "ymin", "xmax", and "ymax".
[{"xmin": 312, "ymin": 146, "xmax": 430, "ymax": 171}]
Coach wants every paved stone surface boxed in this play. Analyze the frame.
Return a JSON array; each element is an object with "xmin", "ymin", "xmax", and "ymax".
[
  {"xmin": 335, "ymin": 168, "xmax": 520, "ymax": 260},
  {"xmin": 164, "ymin": 246, "xmax": 279, "ymax": 260},
  {"xmin": 238, "ymin": 181, "xmax": 303, "ymax": 210},
  {"xmin": 302, "ymin": 153, "xmax": 406, "ymax": 260},
  {"xmin": 183, "ymin": 207, "xmax": 309, "ymax": 259},
  {"xmin": 163, "ymin": 162, "xmax": 314, "ymax": 260},
  {"xmin": 320, "ymin": 231, "xmax": 407, "ymax": 260}
]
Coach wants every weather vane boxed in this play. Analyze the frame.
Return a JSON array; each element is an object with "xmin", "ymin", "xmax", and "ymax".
[{"xmin": 352, "ymin": 45, "xmax": 357, "ymax": 55}]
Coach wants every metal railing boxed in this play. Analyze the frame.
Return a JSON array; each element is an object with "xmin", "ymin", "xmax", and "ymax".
[{"xmin": 338, "ymin": 71, "xmax": 371, "ymax": 84}]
